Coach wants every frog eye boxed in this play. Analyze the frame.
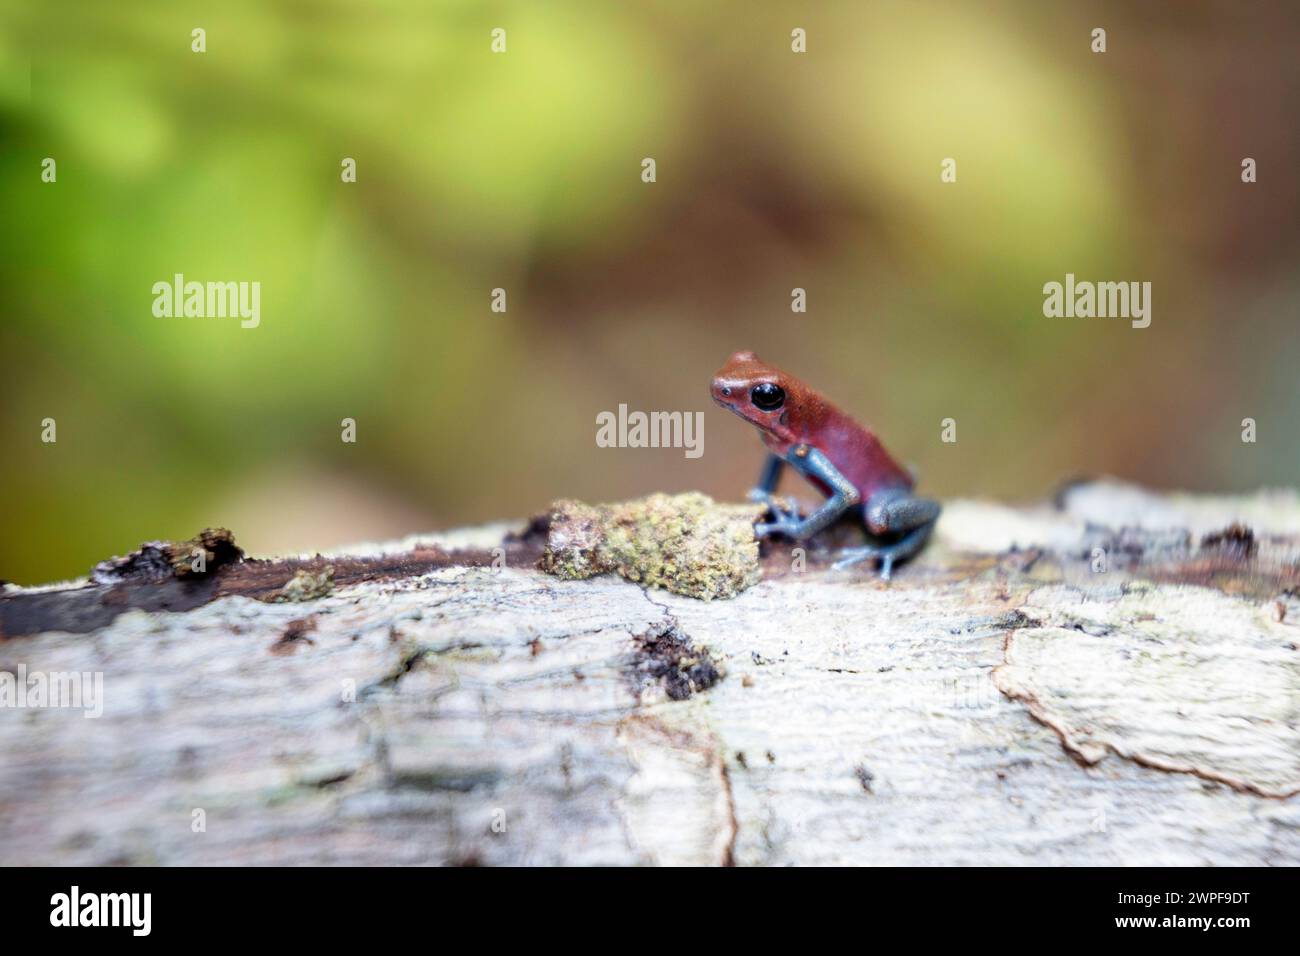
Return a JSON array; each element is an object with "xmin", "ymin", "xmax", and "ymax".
[{"xmin": 750, "ymin": 382, "xmax": 785, "ymax": 411}]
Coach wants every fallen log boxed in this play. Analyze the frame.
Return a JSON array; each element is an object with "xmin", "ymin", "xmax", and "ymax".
[{"xmin": 1, "ymin": 479, "xmax": 1298, "ymax": 865}]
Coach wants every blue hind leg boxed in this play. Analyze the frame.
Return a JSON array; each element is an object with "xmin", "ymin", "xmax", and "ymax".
[{"xmin": 834, "ymin": 489, "xmax": 940, "ymax": 579}]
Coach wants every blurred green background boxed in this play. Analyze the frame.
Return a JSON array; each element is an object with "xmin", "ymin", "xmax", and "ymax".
[{"xmin": 1, "ymin": 1, "xmax": 1297, "ymax": 584}]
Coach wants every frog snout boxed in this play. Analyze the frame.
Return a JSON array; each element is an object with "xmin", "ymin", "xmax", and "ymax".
[{"xmin": 710, "ymin": 379, "xmax": 737, "ymax": 407}]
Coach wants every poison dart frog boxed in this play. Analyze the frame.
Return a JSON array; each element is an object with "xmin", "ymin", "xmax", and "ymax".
[{"xmin": 711, "ymin": 351, "xmax": 939, "ymax": 579}]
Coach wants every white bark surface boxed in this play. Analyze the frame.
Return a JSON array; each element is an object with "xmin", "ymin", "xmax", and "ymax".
[{"xmin": 2, "ymin": 479, "xmax": 1299, "ymax": 865}]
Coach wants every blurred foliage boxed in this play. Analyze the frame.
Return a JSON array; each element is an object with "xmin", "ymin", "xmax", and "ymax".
[{"xmin": 1, "ymin": 0, "xmax": 1297, "ymax": 583}]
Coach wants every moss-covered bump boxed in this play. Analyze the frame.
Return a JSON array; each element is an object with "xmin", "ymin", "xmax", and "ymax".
[{"xmin": 539, "ymin": 492, "xmax": 763, "ymax": 600}]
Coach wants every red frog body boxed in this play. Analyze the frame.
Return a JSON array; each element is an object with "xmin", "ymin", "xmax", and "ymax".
[{"xmin": 711, "ymin": 351, "xmax": 939, "ymax": 578}]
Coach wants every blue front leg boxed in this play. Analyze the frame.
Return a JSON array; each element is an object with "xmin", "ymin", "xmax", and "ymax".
[
  {"xmin": 747, "ymin": 453, "xmax": 786, "ymax": 502},
  {"xmin": 754, "ymin": 446, "xmax": 860, "ymax": 540}
]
